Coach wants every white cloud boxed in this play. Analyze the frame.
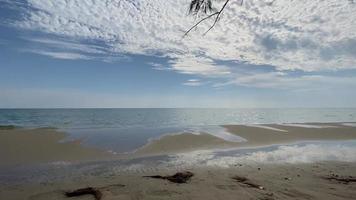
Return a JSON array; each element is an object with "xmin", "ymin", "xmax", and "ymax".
[
  {"xmin": 183, "ymin": 81, "xmax": 203, "ymax": 86},
  {"xmin": 148, "ymin": 62, "xmax": 171, "ymax": 71},
  {"xmin": 214, "ymin": 72, "xmax": 356, "ymax": 90},
  {"xmin": 23, "ymin": 49, "xmax": 92, "ymax": 60},
  {"xmin": 170, "ymin": 55, "xmax": 231, "ymax": 76},
  {"xmin": 27, "ymin": 38, "xmax": 108, "ymax": 55},
  {"xmin": 182, "ymin": 78, "xmax": 208, "ymax": 86},
  {"xmin": 9, "ymin": 0, "xmax": 356, "ymax": 86}
]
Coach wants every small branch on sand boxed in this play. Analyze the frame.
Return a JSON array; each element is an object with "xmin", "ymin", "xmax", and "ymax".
[
  {"xmin": 65, "ymin": 184, "xmax": 125, "ymax": 200},
  {"xmin": 65, "ymin": 187, "xmax": 102, "ymax": 200},
  {"xmin": 143, "ymin": 171, "xmax": 194, "ymax": 184},
  {"xmin": 232, "ymin": 176, "xmax": 265, "ymax": 190},
  {"xmin": 323, "ymin": 174, "xmax": 356, "ymax": 184}
]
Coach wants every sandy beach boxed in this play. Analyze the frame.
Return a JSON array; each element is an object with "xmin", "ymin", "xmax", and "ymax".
[
  {"xmin": 1, "ymin": 0, "xmax": 355, "ymax": 198},
  {"xmin": 1, "ymin": 123, "xmax": 356, "ymax": 199},
  {"xmin": 135, "ymin": 122, "xmax": 356, "ymax": 156},
  {"xmin": 1, "ymin": 162, "xmax": 356, "ymax": 200},
  {"xmin": 0, "ymin": 127, "xmax": 111, "ymax": 167},
  {"xmin": 2, "ymin": 123, "xmax": 356, "ymax": 163}
]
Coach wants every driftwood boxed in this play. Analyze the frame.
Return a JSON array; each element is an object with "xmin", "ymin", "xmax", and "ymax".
[
  {"xmin": 65, "ymin": 187, "xmax": 102, "ymax": 200},
  {"xmin": 232, "ymin": 176, "xmax": 264, "ymax": 190},
  {"xmin": 144, "ymin": 171, "xmax": 194, "ymax": 184},
  {"xmin": 64, "ymin": 184, "xmax": 125, "ymax": 200},
  {"xmin": 323, "ymin": 174, "xmax": 356, "ymax": 184}
]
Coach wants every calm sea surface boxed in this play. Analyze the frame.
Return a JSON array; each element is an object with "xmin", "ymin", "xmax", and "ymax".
[{"xmin": 1, "ymin": 108, "xmax": 356, "ymax": 152}]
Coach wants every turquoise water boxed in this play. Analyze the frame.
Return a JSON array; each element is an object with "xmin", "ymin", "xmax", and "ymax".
[{"xmin": 1, "ymin": 108, "xmax": 356, "ymax": 152}]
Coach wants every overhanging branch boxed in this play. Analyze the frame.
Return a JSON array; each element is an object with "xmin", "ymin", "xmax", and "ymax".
[{"xmin": 184, "ymin": 0, "xmax": 243, "ymax": 37}]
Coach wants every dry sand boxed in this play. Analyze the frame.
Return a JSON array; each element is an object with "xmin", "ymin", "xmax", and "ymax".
[
  {"xmin": 1, "ymin": 162, "xmax": 356, "ymax": 200},
  {"xmin": 0, "ymin": 127, "xmax": 111, "ymax": 167}
]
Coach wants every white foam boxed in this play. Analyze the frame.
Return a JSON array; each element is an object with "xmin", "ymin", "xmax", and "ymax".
[
  {"xmin": 245, "ymin": 124, "xmax": 288, "ymax": 132},
  {"xmin": 342, "ymin": 123, "xmax": 356, "ymax": 127},
  {"xmin": 165, "ymin": 141, "xmax": 356, "ymax": 168},
  {"xmin": 279, "ymin": 123, "xmax": 337, "ymax": 128},
  {"xmin": 187, "ymin": 126, "xmax": 247, "ymax": 142}
]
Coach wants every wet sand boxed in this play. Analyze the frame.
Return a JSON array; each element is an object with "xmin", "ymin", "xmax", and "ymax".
[
  {"xmin": 1, "ymin": 162, "xmax": 356, "ymax": 200},
  {"xmin": 0, "ymin": 127, "xmax": 111, "ymax": 167},
  {"xmin": 136, "ymin": 123, "xmax": 356, "ymax": 156},
  {"xmin": 2, "ymin": 123, "xmax": 356, "ymax": 164},
  {"xmin": 1, "ymin": 124, "xmax": 356, "ymax": 199},
  {"xmin": 134, "ymin": 132, "xmax": 237, "ymax": 155},
  {"xmin": 224, "ymin": 123, "xmax": 356, "ymax": 147}
]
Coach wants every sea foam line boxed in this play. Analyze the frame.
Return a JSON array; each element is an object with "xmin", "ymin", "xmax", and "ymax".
[{"xmin": 164, "ymin": 141, "xmax": 356, "ymax": 168}]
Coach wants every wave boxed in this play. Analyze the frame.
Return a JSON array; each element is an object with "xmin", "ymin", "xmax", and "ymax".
[{"xmin": 165, "ymin": 141, "xmax": 356, "ymax": 168}]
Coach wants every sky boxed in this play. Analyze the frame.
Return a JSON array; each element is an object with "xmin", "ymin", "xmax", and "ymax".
[{"xmin": 0, "ymin": 0, "xmax": 356, "ymax": 108}]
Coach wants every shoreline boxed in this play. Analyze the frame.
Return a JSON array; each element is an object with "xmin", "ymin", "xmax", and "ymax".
[
  {"xmin": 133, "ymin": 122, "xmax": 356, "ymax": 157},
  {"xmin": 1, "ymin": 123, "xmax": 356, "ymax": 199},
  {"xmin": 1, "ymin": 122, "xmax": 356, "ymax": 166}
]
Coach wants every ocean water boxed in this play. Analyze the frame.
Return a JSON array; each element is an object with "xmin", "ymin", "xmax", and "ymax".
[{"xmin": 1, "ymin": 108, "xmax": 356, "ymax": 153}]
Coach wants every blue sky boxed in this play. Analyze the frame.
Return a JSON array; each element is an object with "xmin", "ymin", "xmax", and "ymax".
[{"xmin": 0, "ymin": 0, "xmax": 356, "ymax": 108}]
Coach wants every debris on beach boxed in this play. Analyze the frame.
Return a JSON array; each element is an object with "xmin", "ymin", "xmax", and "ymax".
[
  {"xmin": 65, "ymin": 187, "xmax": 103, "ymax": 200},
  {"xmin": 323, "ymin": 174, "xmax": 356, "ymax": 184},
  {"xmin": 144, "ymin": 171, "xmax": 194, "ymax": 183},
  {"xmin": 232, "ymin": 176, "xmax": 265, "ymax": 190}
]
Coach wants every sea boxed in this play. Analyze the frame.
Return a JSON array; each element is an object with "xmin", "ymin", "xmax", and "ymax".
[{"xmin": 1, "ymin": 108, "xmax": 356, "ymax": 153}]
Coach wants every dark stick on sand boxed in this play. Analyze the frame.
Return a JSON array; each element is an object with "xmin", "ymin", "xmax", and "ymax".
[
  {"xmin": 232, "ymin": 176, "xmax": 265, "ymax": 190},
  {"xmin": 143, "ymin": 171, "xmax": 194, "ymax": 183},
  {"xmin": 65, "ymin": 187, "xmax": 103, "ymax": 200},
  {"xmin": 323, "ymin": 174, "xmax": 356, "ymax": 184}
]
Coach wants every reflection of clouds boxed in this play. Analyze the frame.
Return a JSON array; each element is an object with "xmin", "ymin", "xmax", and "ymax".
[{"xmin": 187, "ymin": 126, "xmax": 247, "ymax": 142}]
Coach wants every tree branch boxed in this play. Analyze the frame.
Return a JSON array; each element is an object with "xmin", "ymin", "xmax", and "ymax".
[
  {"xmin": 183, "ymin": 12, "xmax": 219, "ymax": 37},
  {"xmin": 203, "ymin": 0, "xmax": 231, "ymax": 35},
  {"xmin": 184, "ymin": 0, "xmax": 241, "ymax": 37}
]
